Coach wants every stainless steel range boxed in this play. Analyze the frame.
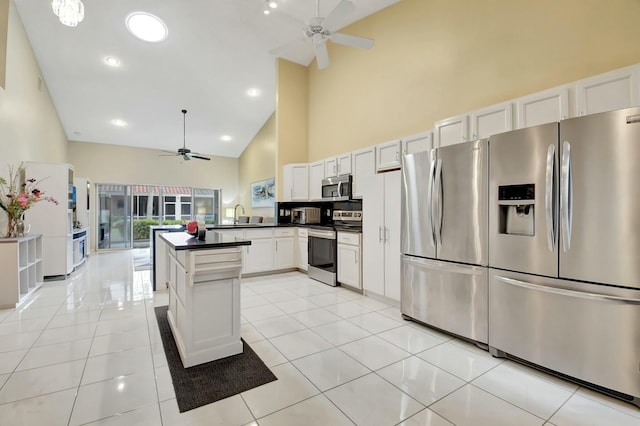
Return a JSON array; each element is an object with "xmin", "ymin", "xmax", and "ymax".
[{"xmin": 308, "ymin": 227, "xmax": 337, "ymax": 286}]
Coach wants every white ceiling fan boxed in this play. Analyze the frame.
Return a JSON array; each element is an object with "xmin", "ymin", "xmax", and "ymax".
[
  {"xmin": 271, "ymin": 0, "xmax": 375, "ymax": 69},
  {"xmin": 160, "ymin": 109, "xmax": 211, "ymax": 161}
]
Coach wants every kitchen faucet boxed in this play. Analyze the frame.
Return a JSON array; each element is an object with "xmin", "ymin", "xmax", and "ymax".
[{"xmin": 233, "ymin": 204, "xmax": 245, "ymax": 224}]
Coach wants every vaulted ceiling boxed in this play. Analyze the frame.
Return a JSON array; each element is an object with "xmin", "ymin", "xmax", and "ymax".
[{"xmin": 14, "ymin": 0, "xmax": 400, "ymax": 158}]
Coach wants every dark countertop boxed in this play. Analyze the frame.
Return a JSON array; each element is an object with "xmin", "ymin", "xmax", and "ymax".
[{"xmin": 160, "ymin": 231, "xmax": 251, "ymax": 251}]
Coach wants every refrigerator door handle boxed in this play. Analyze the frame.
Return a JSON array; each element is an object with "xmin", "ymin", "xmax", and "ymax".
[
  {"xmin": 560, "ymin": 141, "xmax": 573, "ymax": 252},
  {"xmin": 434, "ymin": 159, "xmax": 443, "ymax": 246},
  {"xmin": 495, "ymin": 276, "xmax": 640, "ymax": 305},
  {"xmin": 428, "ymin": 159, "xmax": 437, "ymax": 247},
  {"xmin": 545, "ymin": 144, "xmax": 556, "ymax": 252}
]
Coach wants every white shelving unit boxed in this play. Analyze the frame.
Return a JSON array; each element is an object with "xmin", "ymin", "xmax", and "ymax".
[{"xmin": 0, "ymin": 234, "xmax": 44, "ymax": 308}]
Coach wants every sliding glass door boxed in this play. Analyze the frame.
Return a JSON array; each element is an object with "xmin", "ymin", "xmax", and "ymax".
[
  {"xmin": 97, "ymin": 184, "xmax": 132, "ymax": 249},
  {"xmin": 97, "ymin": 183, "xmax": 221, "ymax": 250}
]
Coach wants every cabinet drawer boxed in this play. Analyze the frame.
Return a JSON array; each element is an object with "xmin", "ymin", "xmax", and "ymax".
[
  {"xmin": 297, "ymin": 228, "xmax": 308, "ymax": 238},
  {"xmin": 245, "ymin": 229, "xmax": 273, "ymax": 239},
  {"xmin": 274, "ymin": 228, "xmax": 295, "ymax": 237},
  {"xmin": 337, "ymin": 232, "xmax": 360, "ymax": 245}
]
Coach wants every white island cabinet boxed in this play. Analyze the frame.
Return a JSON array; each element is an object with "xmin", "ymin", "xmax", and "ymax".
[{"xmin": 159, "ymin": 231, "xmax": 250, "ymax": 367}]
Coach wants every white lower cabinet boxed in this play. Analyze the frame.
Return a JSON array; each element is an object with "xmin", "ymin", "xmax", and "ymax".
[
  {"xmin": 274, "ymin": 228, "xmax": 295, "ymax": 270},
  {"xmin": 337, "ymin": 231, "xmax": 361, "ymax": 289},
  {"xmin": 362, "ymin": 170, "xmax": 402, "ymax": 301},
  {"xmin": 244, "ymin": 229, "xmax": 274, "ymax": 274},
  {"xmin": 297, "ymin": 228, "xmax": 308, "ymax": 271}
]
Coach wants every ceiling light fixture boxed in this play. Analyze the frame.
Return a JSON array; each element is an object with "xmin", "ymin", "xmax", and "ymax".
[
  {"xmin": 111, "ymin": 119, "xmax": 127, "ymax": 127},
  {"xmin": 263, "ymin": 0, "xmax": 275, "ymax": 15},
  {"xmin": 269, "ymin": 2, "xmax": 278, "ymax": 9},
  {"xmin": 51, "ymin": 0, "xmax": 85, "ymax": 27},
  {"xmin": 220, "ymin": 135, "xmax": 233, "ymax": 142},
  {"xmin": 247, "ymin": 88, "xmax": 261, "ymax": 97},
  {"xmin": 126, "ymin": 12, "xmax": 168, "ymax": 43},
  {"xmin": 104, "ymin": 56, "xmax": 121, "ymax": 67},
  {"xmin": 263, "ymin": 9, "xmax": 270, "ymax": 15}
]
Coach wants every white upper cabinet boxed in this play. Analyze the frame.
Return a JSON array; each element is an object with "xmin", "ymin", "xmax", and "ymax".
[
  {"xmin": 401, "ymin": 130, "xmax": 433, "ymax": 155},
  {"xmin": 282, "ymin": 163, "xmax": 309, "ymax": 201},
  {"xmin": 308, "ymin": 160, "xmax": 325, "ymax": 201},
  {"xmin": 352, "ymin": 146, "xmax": 375, "ymax": 199},
  {"xmin": 470, "ymin": 102, "xmax": 513, "ymax": 139},
  {"xmin": 434, "ymin": 114, "xmax": 469, "ymax": 147},
  {"xmin": 575, "ymin": 65, "xmax": 640, "ymax": 116},
  {"xmin": 516, "ymin": 86, "xmax": 569, "ymax": 128},
  {"xmin": 324, "ymin": 153, "xmax": 352, "ymax": 178},
  {"xmin": 376, "ymin": 139, "xmax": 402, "ymax": 172}
]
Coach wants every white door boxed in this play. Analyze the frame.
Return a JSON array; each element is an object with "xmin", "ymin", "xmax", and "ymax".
[
  {"xmin": 470, "ymin": 102, "xmax": 513, "ymax": 139},
  {"xmin": 402, "ymin": 131, "xmax": 433, "ymax": 155},
  {"xmin": 351, "ymin": 147, "xmax": 375, "ymax": 199},
  {"xmin": 383, "ymin": 171, "xmax": 402, "ymax": 301},
  {"xmin": 337, "ymin": 153, "xmax": 352, "ymax": 175},
  {"xmin": 516, "ymin": 86, "xmax": 569, "ymax": 128},
  {"xmin": 575, "ymin": 65, "xmax": 640, "ymax": 116},
  {"xmin": 274, "ymin": 237, "xmax": 295, "ymax": 270},
  {"xmin": 376, "ymin": 140, "xmax": 402, "ymax": 172},
  {"xmin": 297, "ymin": 236, "xmax": 308, "ymax": 271},
  {"xmin": 245, "ymin": 238, "xmax": 273, "ymax": 273},
  {"xmin": 309, "ymin": 161, "xmax": 325, "ymax": 200},
  {"xmin": 435, "ymin": 114, "xmax": 469, "ymax": 147},
  {"xmin": 291, "ymin": 164, "xmax": 309, "ymax": 200},
  {"xmin": 337, "ymin": 244, "xmax": 360, "ymax": 287},
  {"xmin": 362, "ymin": 174, "xmax": 385, "ymax": 296}
]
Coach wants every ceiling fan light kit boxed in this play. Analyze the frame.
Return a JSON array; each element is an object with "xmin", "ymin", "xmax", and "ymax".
[
  {"xmin": 271, "ymin": 0, "xmax": 375, "ymax": 70},
  {"xmin": 51, "ymin": 0, "xmax": 85, "ymax": 27},
  {"xmin": 160, "ymin": 109, "xmax": 211, "ymax": 161}
]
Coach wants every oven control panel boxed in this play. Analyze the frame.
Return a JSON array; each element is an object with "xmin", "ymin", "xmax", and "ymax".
[{"xmin": 333, "ymin": 210, "xmax": 362, "ymax": 222}]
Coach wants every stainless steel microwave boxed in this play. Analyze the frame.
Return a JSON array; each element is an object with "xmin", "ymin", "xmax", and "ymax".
[{"xmin": 322, "ymin": 175, "xmax": 352, "ymax": 201}]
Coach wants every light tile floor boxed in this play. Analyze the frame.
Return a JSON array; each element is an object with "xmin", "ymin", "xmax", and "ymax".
[{"xmin": 0, "ymin": 251, "xmax": 639, "ymax": 425}]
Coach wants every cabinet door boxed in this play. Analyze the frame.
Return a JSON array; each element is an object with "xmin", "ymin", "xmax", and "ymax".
[
  {"xmin": 362, "ymin": 174, "xmax": 385, "ymax": 296},
  {"xmin": 337, "ymin": 153, "xmax": 352, "ymax": 175},
  {"xmin": 435, "ymin": 114, "xmax": 469, "ymax": 147},
  {"xmin": 352, "ymin": 147, "xmax": 375, "ymax": 199},
  {"xmin": 309, "ymin": 161, "xmax": 325, "ymax": 200},
  {"xmin": 376, "ymin": 140, "xmax": 402, "ymax": 172},
  {"xmin": 402, "ymin": 131, "xmax": 433, "ymax": 155},
  {"xmin": 337, "ymin": 244, "xmax": 360, "ymax": 288},
  {"xmin": 274, "ymin": 237, "xmax": 295, "ymax": 270},
  {"xmin": 291, "ymin": 164, "xmax": 309, "ymax": 201},
  {"xmin": 297, "ymin": 236, "xmax": 308, "ymax": 271},
  {"xmin": 324, "ymin": 158, "xmax": 338, "ymax": 178},
  {"xmin": 470, "ymin": 102, "xmax": 513, "ymax": 139},
  {"xmin": 516, "ymin": 86, "xmax": 569, "ymax": 128},
  {"xmin": 383, "ymin": 171, "xmax": 402, "ymax": 301},
  {"xmin": 575, "ymin": 65, "xmax": 639, "ymax": 116},
  {"xmin": 245, "ymin": 238, "xmax": 274, "ymax": 273}
]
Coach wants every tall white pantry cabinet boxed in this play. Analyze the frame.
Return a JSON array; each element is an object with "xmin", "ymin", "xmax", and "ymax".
[{"xmin": 24, "ymin": 162, "xmax": 74, "ymax": 277}]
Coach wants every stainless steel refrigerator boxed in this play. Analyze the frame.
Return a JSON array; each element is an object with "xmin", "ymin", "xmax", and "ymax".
[
  {"xmin": 401, "ymin": 139, "xmax": 489, "ymax": 344},
  {"xmin": 488, "ymin": 107, "xmax": 640, "ymax": 407}
]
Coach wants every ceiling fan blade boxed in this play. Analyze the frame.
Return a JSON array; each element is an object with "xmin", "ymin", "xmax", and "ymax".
[
  {"xmin": 312, "ymin": 33, "xmax": 329, "ymax": 69},
  {"xmin": 190, "ymin": 154, "xmax": 211, "ymax": 161},
  {"xmin": 330, "ymin": 32, "xmax": 374, "ymax": 49},
  {"xmin": 182, "ymin": 154, "xmax": 191, "ymax": 161},
  {"xmin": 323, "ymin": 0, "xmax": 356, "ymax": 31},
  {"xmin": 269, "ymin": 36, "xmax": 307, "ymax": 56}
]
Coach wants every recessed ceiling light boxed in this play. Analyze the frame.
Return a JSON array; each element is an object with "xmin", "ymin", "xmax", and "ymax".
[
  {"xmin": 220, "ymin": 135, "xmax": 233, "ymax": 142},
  {"xmin": 111, "ymin": 119, "xmax": 127, "ymax": 127},
  {"xmin": 263, "ymin": 9, "xmax": 270, "ymax": 15},
  {"xmin": 104, "ymin": 56, "xmax": 121, "ymax": 67},
  {"xmin": 126, "ymin": 12, "xmax": 168, "ymax": 43},
  {"xmin": 247, "ymin": 88, "xmax": 261, "ymax": 97},
  {"xmin": 269, "ymin": 2, "xmax": 278, "ymax": 9}
]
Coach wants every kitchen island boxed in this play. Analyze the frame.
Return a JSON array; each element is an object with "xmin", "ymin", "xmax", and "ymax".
[{"xmin": 158, "ymin": 231, "xmax": 251, "ymax": 367}]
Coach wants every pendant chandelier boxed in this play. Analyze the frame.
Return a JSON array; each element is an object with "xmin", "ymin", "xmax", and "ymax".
[{"xmin": 51, "ymin": 0, "xmax": 85, "ymax": 27}]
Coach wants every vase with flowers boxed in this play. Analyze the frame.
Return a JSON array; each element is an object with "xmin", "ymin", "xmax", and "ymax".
[{"xmin": 0, "ymin": 163, "xmax": 59, "ymax": 238}]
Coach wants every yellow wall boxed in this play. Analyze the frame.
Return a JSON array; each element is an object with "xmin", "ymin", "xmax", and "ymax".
[
  {"xmin": 0, "ymin": 0, "xmax": 8, "ymax": 89},
  {"xmin": 238, "ymin": 113, "xmax": 276, "ymax": 220},
  {"xmin": 0, "ymin": 1, "xmax": 68, "ymax": 229},
  {"xmin": 306, "ymin": 0, "xmax": 640, "ymax": 161},
  {"xmin": 275, "ymin": 59, "xmax": 308, "ymax": 199}
]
